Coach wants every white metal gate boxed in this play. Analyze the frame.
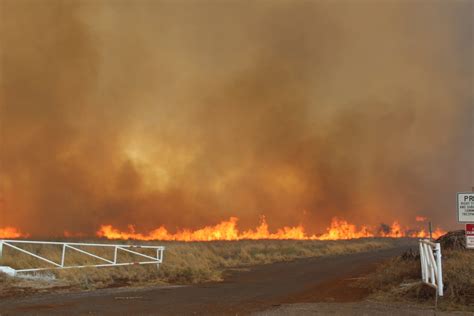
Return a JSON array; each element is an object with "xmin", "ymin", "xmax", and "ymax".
[
  {"xmin": 0, "ymin": 240, "xmax": 165, "ymax": 276},
  {"xmin": 419, "ymin": 239, "xmax": 443, "ymax": 296}
]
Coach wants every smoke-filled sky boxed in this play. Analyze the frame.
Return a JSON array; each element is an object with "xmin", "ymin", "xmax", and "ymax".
[{"xmin": 0, "ymin": 0, "xmax": 472, "ymax": 236}]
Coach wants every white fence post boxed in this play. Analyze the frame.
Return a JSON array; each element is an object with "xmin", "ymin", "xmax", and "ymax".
[
  {"xmin": 419, "ymin": 239, "xmax": 443, "ymax": 297},
  {"xmin": 114, "ymin": 245, "xmax": 118, "ymax": 264},
  {"xmin": 435, "ymin": 243, "xmax": 443, "ymax": 296},
  {"xmin": 419, "ymin": 241, "xmax": 425, "ymax": 281},
  {"xmin": 61, "ymin": 244, "xmax": 66, "ymax": 267}
]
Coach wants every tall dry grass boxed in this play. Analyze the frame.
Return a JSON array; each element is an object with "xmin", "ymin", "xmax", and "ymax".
[
  {"xmin": 360, "ymin": 249, "xmax": 474, "ymax": 311},
  {"xmin": 0, "ymin": 238, "xmax": 407, "ymax": 294}
]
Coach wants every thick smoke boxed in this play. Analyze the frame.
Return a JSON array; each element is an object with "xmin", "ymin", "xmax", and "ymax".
[{"xmin": 0, "ymin": 0, "xmax": 472, "ymax": 236}]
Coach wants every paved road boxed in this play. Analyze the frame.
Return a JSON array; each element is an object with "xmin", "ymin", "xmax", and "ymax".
[{"xmin": 0, "ymin": 246, "xmax": 411, "ymax": 315}]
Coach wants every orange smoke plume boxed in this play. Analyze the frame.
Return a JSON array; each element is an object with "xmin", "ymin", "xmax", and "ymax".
[
  {"xmin": 96, "ymin": 217, "xmax": 446, "ymax": 241},
  {"xmin": 63, "ymin": 230, "xmax": 87, "ymax": 238}
]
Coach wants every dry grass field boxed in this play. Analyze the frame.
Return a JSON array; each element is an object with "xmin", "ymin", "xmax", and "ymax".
[{"xmin": 0, "ymin": 238, "xmax": 406, "ymax": 296}]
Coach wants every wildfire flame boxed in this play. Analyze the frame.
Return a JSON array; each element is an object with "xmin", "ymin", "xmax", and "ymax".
[
  {"xmin": 416, "ymin": 216, "xmax": 427, "ymax": 222},
  {"xmin": 0, "ymin": 216, "xmax": 446, "ymax": 241},
  {"xmin": 96, "ymin": 216, "xmax": 446, "ymax": 241},
  {"xmin": 0, "ymin": 227, "xmax": 27, "ymax": 239}
]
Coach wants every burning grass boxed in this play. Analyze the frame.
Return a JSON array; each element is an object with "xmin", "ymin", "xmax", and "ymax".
[
  {"xmin": 0, "ymin": 238, "xmax": 409, "ymax": 296},
  {"xmin": 1, "ymin": 216, "xmax": 445, "ymax": 241},
  {"xmin": 96, "ymin": 216, "xmax": 445, "ymax": 241},
  {"xmin": 0, "ymin": 227, "xmax": 26, "ymax": 239}
]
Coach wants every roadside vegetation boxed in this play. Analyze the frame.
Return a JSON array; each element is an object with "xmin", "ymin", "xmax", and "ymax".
[
  {"xmin": 358, "ymin": 231, "xmax": 474, "ymax": 312},
  {"xmin": 0, "ymin": 238, "xmax": 408, "ymax": 296}
]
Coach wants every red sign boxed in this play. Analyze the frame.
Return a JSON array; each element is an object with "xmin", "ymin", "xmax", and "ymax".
[
  {"xmin": 466, "ymin": 224, "xmax": 474, "ymax": 249},
  {"xmin": 467, "ymin": 224, "xmax": 474, "ymax": 234}
]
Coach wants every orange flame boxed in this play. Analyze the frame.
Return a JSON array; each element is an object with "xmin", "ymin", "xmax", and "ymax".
[
  {"xmin": 380, "ymin": 221, "xmax": 404, "ymax": 238},
  {"xmin": 0, "ymin": 227, "xmax": 27, "ymax": 239},
  {"xmin": 318, "ymin": 218, "xmax": 374, "ymax": 240},
  {"xmin": 416, "ymin": 216, "xmax": 427, "ymax": 222},
  {"xmin": 96, "ymin": 216, "xmax": 446, "ymax": 241},
  {"xmin": 96, "ymin": 216, "xmax": 309, "ymax": 241}
]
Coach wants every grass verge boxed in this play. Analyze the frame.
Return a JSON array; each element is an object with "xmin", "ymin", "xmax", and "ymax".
[{"xmin": 358, "ymin": 248, "xmax": 474, "ymax": 312}]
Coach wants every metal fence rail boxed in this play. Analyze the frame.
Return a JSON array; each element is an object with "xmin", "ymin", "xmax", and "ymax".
[
  {"xmin": 0, "ymin": 240, "xmax": 165, "ymax": 276},
  {"xmin": 419, "ymin": 239, "xmax": 443, "ymax": 296}
]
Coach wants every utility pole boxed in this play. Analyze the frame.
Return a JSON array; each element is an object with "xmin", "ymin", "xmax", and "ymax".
[{"xmin": 429, "ymin": 221, "xmax": 433, "ymax": 241}]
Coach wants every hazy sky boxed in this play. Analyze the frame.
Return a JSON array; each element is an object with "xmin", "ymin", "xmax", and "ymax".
[{"xmin": 0, "ymin": 0, "xmax": 472, "ymax": 236}]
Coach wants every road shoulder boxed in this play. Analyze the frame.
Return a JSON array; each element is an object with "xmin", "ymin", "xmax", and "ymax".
[{"xmin": 255, "ymin": 301, "xmax": 474, "ymax": 316}]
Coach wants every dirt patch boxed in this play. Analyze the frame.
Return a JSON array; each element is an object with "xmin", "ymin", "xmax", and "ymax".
[{"xmin": 284, "ymin": 277, "xmax": 371, "ymax": 303}]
